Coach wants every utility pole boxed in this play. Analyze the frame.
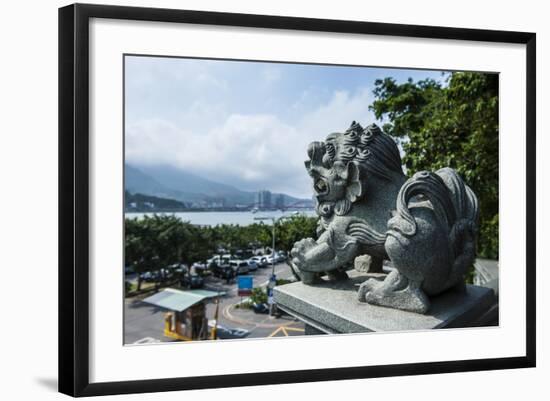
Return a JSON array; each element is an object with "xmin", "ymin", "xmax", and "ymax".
[
  {"xmin": 253, "ymin": 213, "xmax": 296, "ymax": 316},
  {"xmin": 211, "ymin": 296, "xmax": 220, "ymax": 340}
]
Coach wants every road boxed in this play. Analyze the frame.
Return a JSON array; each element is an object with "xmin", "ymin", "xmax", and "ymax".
[{"xmin": 124, "ymin": 262, "xmax": 305, "ymax": 344}]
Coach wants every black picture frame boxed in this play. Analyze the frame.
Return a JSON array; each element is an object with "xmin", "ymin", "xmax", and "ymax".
[{"xmin": 59, "ymin": 3, "xmax": 536, "ymax": 397}]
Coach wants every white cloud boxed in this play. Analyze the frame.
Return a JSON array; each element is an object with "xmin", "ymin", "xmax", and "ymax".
[
  {"xmin": 299, "ymin": 87, "xmax": 375, "ymax": 135},
  {"xmin": 261, "ymin": 67, "xmax": 282, "ymax": 84},
  {"xmin": 195, "ymin": 72, "xmax": 228, "ymax": 90},
  {"xmin": 126, "ymin": 87, "xmax": 375, "ymax": 198}
]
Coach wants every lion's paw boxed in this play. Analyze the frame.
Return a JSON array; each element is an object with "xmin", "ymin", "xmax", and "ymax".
[
  {"xmin": 292, "ymin": 238, "xmax": 316, "ymax": 255},
  {"xmin": 290, "ymin": 238, "xmax": 317, "ymax": 270},
  {"xmin": 357, "ymin": 278, "xmax": 381, "ymax": 302}
]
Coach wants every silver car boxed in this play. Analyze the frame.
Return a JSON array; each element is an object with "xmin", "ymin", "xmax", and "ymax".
[{"xmin": 229, "ymin": 260, "xmax": 249, "ymax": 275}]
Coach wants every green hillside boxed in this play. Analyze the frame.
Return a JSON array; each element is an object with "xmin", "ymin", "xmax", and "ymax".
[{"xmin": 125, "ymin": 191, "xmax": 187, "ymax": 212}]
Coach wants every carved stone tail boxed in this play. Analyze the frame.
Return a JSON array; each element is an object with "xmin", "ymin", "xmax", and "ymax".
[
  {"xmin": 390, "ymin": 170, "xmax": 458, "ymax": 237},
  {"xmin": 389, "ymin": 168, "xmax": 479, "ymax": 288}
]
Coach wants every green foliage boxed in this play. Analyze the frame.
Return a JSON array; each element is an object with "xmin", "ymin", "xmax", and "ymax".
[
  {"xmin": 479, "ymin": 214, "xmax": 499, "ymax": 260},
  {"xmin": 125, "ymin": 190, "xmax": 187, "ymax": 211},
  {"xmin": 125, "ymin": 215, "xmax": 214, "ymax": 289},
  {"xmin": 125, "ymin": 280, "xmax": 133, "ymax": 295},
  {"xmin": 370, "ymin": 72, "xmax": 499, "ymax": 259},
  {"xmin": 275, "ymin": 216, "xmax": 318, "ymax": 253},
  {"xmin": 208, "ymin": 223, "xmax": 272, "ymax": 254},
  {"xmin": 249, "ymin": 287, "xmax": 268, "ymax": 304}
]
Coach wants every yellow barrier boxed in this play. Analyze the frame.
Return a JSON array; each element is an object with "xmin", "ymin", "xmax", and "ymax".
[{"xmin": 164, "ymin": 312, "xmax": 192, "ymax": 341}]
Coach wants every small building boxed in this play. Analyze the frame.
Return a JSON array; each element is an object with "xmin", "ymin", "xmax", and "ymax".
[{"xmin": 143, "ymin": 288, "xmax": 223, "ymax": 341}]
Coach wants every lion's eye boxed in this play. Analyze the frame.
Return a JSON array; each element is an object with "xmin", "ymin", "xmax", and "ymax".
[{"xmin": 314, "ymin": 178, "xmax": 328, "ymax": 193}]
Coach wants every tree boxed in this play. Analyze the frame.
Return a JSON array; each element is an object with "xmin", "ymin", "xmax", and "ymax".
[
  {"xmin": 184, "ymin": 224, "xmax": 216, "ymax": 264},
  {"xmin": 209, "ymin": 223, "xmax": 272, "ymax": 255},
  {"xmin": 370, "ymin": 72, "xmax": 499, "ymax": 259},
  {"xmin": 276, "ymin": 216, "xmax": 318, "ymax": 253},
  {"xmin": 125, "ymin": 216, "xmax": 157, "ymax": 291},
  {"xmin": 125, "ymin": 215, "xmax": 206, "ymax": 288}
]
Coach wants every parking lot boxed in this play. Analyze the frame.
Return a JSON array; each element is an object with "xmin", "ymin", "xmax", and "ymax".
[{"xmin": 124, "ymin": 262, "xmax": 305, "ymax": 344}]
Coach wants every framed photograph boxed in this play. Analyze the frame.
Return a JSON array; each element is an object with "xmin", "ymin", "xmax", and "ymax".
[{"xmin": 59, "ymin": 3, "xmax": 536, "ymax": 397}]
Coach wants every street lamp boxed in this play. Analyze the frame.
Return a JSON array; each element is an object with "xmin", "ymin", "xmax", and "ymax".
[{"xmin": 253, "ymin": 214, "xmax": 295, "ymax": 316}]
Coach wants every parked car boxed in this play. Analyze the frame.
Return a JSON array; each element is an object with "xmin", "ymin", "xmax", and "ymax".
[
  {"xmin": 139, "ymin": 271, "xmax": 156, "ymax": 282},
  {"xmin": 180, "ymin": 272, "xmax": 204, "ymax": 289},
  {"xmin": 247, "ymin": 260, "xmax": 258, "ymax": 271},
  {"xmin": 276, "ymin": 251, "xmax": 288, "ymax": 262},
  {"xmin": 140, "ymin": 268, "xmax": 174, "ymax": 282},
  {"xmin": 207, "ymin": 254, "xmax": 231, "ymax": 268},
  {"xmin": 235, "ymin": 249, "xmax": 255, "ymax": 260},
  {"xmin": 191, "ymin": 262, "xmax": 207, "ymax": 276},
  {"xmin": 170, "ymin": 263, "xmax": 188, "ymax": 276},
  {"xmin": 266, "ymin": 251, "xmax": 287, "ymax": 265},
  {"xmin": 252, "ymin": 302, "xmax": 269, "ymax": 314},
  {"xmin": 161, "ymin": 268, "xmax": 174, "ymax": 279},
  {"xmin": 249, "ymin": 256, "xmax": 268, "ymax": 268},
  {"xmin": 229, "ymin": 260, "xmax": 249, "ymax": 275},
  {"xmin": 210, "ymin": 263, "xmax": 234, "ymax": 279}
]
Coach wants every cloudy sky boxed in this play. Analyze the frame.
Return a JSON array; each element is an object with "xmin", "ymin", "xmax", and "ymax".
[{"xmin": 125, "ymin": 56, "xmax": 447, "ymax": 199}]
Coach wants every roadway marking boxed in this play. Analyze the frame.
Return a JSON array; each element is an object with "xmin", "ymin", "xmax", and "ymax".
[
  {"xmin": 268, "ymin": 326, "xmax": 305, "ymax": 337},
  {"xmin": 268, "ymin": 327, "xmax": 285, "ymax": 337},
  {"xmin": 222, "ymin": 303, "xmax": 302, "ymax": 329},
  {"xmin": 133, "ymin": 337, "xmax": 161, "ymax": 344},
  {"xmin": 282, "ymin": 326, "xmax": 305, "ymax": 332}
]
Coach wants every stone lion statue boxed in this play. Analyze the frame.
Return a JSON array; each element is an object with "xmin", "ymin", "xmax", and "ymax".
[{"xmin": 289, "ymin": 121, "xmax": 479, "ymax": 314}]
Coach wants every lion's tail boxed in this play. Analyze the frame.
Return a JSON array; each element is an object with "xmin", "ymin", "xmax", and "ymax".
[{"xmin": 389, "ymin": 168, "xmax": 479, "ymax": 288}]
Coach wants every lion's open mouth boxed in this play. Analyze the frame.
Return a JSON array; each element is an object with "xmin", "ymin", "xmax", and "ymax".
[{"xmin": 314, "ymin": 178, "xmax": 329, "ymax": 195}]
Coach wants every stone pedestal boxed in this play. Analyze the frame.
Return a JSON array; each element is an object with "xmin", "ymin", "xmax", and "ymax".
[{"xmin": 274, "ymin": 271, "xmax": 496, "ymax": 334}]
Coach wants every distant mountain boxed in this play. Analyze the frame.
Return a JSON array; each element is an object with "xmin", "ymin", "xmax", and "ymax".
[
  {"xmin": 125, "ymin": 164, "xmax": 171, "ymax": 195},
  {"xmin": 138, "ymin": 164, "xmax": 255, "ymax": 205},
  {"xmin": 125, "ymin": 164, "xmax": 204, "ymax": 203},
  {"xmin": 124, "ymin": 163, "xmax": 313, "ymax": 208}
]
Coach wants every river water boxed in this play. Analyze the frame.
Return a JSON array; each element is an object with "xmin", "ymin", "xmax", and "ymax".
[{"xmin": 125, "ymin": 210, "xmax": 316, "ymax": 226}]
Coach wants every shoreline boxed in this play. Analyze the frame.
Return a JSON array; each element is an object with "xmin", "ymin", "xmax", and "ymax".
[{"xmin": 125, "ymin": 208, "xmax": 315, "ymax": 214}]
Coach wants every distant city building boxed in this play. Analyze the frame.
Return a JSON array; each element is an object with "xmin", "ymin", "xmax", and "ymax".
[
  {"xmin": 275, "ymin": 194, "xmax": 285, "ymax": 209},
  {"xmin": 208, "ymin": 198, "xmax": 226, "ymax": 208},
  {"xmin": 256, "ymin": 190, "xmax": 272, "ymax": 210}
]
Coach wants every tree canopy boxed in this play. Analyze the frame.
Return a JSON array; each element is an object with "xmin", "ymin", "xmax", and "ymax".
[{"xmin": 370, "ymin": 72, "xmax": 499, "ymax": 259}]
